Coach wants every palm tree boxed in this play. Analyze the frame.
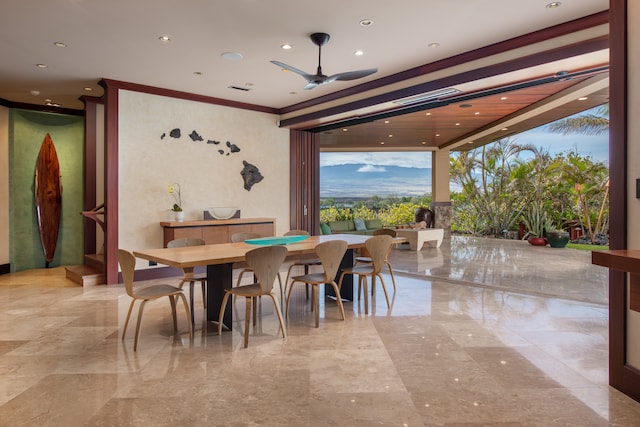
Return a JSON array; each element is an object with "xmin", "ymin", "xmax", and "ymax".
[
  {"xmin": 546, "ymin": 104, "xmax": 610, "ymax": 243},
  {"xmin": 546, "ymin": 104, "xmax": 609, "ymax": 136}
]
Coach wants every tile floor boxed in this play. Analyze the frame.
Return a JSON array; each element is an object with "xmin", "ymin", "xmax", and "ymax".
[{"xmin": 1, "ymin": 236, "xmax": 639, "ymax": 426}]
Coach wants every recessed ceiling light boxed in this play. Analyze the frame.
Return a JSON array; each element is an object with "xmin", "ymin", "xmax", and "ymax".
[
  {"xmin": 30, "ymin": 90, "xmax": 40, "ymax": 96},
  {"xmin": 83, "ymin": 87, "xmax": 92, "ymax": 91},
  {"xmin": 221, "ymin": 52, "xmax": 243, "ymax": 60},
  {"xmin": 388, "ymin": 134, "xmax": 393, "ymax": 138},
  {"xmin": 546, "ymin": 2, "xmax": 561, "ymax": 9},
  {"xmin": 158, "ymin": 36, "xmax": 171, "ymax": 42},
  {"xmin": 384, "ymin": 120, "xmax": 390, "ymax": 124},
  {"xmin": 359, "ymin": 19, "xmax": 373, "ymax": 26},
  {"xmin": 435, "ymin": 134, "xmax": 440, "ymax": 137},
  {"xmin": 281, "ymin": 44, "xmax": 292, "ymax": 50},
  {"xmin": 44, "ymin": 98, "xmax": 52, "ymax": 102},
  {"xmin": 428, "ymin": 43, "xmax": 440, "ymax": 48},
  {"xmin": 474, "ymin": 112, "xmax": 480, "ymax": 115},
  {"xmin": 421, "ymin": 141, "xmax": 427, "ymax": 145},
  {"xmin": 500, "ymin": 96, "xmax": 508, "ymax": 100},
  {"xmin": 578, "ymin": 96, "xmax": 588, "ymax": 101},
  {"xmin": 467, "ymin": 141, "xmax": 474, "ymax": 144},
  {"xmin": 425, "ymin": 112, "xmax": 431, "ymax": 116},
  {"xmin": 380, "ymin": 141, "xmax": 385, "ymax": 145},
  {"xmin": 455, "ymin": 123, "xmax": 461, "ymax": 126},
  {"xmin": 502, "ymin": 128, "xmax": 509, "ymax": 131},
  {"xmin": 354, "ymin": 50, "xmax": 364, "ymax": 56},
  {"xmin": 193, "ymin": 71, "xmax": 203, "ymax": 76},
  {"xmin": 53, "ymin": 42, "xmax": 67, "ymax": 48},
  {"xmin": 36, "ymin": 63, "xmax": 47, "ymax": 68},
  {"xmin": 342, "ymin": 128, "xmax": 348, "ymax": 132}
]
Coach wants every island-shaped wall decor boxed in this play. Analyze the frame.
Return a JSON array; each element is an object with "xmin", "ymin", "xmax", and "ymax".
[{"xmin": 160, "ymin": 128, "xmax": 263, "ymax": 191}]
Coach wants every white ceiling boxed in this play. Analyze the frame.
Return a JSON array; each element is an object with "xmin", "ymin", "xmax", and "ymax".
[{"xmin": 0, "ymin": 0, "xmax": 609, "ymax": 111}]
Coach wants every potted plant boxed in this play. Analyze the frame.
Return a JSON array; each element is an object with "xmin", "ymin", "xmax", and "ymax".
[
  {"xmin": 168, "ymin": 183, "xmax": 184, "ymax": 222},
  {"xmin": 522, "ymin": 204, "xmax": 549, "ymax": 246}
]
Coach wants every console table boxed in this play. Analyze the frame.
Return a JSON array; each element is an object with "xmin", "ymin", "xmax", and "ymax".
[{"xmin": 160, "ymin": 218, "xmax": 276, "ymax": 247}]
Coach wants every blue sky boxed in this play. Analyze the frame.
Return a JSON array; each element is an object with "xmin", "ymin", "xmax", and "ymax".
[{"xmin": 321, "ymin": 109, "xmax": 609, "ymax": 169}]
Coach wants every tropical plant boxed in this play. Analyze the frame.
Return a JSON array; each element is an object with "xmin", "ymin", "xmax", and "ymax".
[{"xmin": 521, "ymin": 203, "xmax": 550, "ymax": 238}]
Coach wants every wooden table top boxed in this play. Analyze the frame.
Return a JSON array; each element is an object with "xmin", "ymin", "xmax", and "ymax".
[{"xmin": 134, "ymin": 234, "xmax": 377, "ymax": 269}]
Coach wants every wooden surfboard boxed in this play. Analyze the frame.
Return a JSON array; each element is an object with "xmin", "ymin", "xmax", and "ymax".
[{"xmin": 34, "ymin": 133, "xmax": 62, "ymax": 267}]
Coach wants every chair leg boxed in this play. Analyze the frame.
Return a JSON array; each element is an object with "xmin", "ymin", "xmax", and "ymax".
[
  {"xmin": 218, "ymin": 292, "xmax": 232, "ymax": 335},
  {"xmin": 201, "ymin": 280, "xmax": 207, "ymax": 308},
  {"xmin": 244, "ymin": 296, "xmax": 251, "ymax": 348},
  {"xmin": 134, "ymin": 300, "xmax": 148, "ymax": 352},
  {"xmin": 285, "ymin": 279, "xmax": 296, "ymax": 319},
  {"xmin": 377, "ymin": 273, "xmax": 390, "ymax": 308},
  {"xmin": 169, "ymin": 295, "xmax": 178, "ymax": 332},
  {"xmin": 268, "ymin": 294, "xmax": 286, "ymax": 339},
  {"xmin": 361, "ymin": 276, "xmax": 369, "ymax": 315},
  {"xmin": 176, "ymin": 292, "xmax": 193, "ymax": 338},
  {"xmin": 385, "ymin": 261, "xmax": 397, "ymax": 292},
  {"xmin": 252, "ymin": 296, "xmax": 258, "ymax": 326},
  {"xmin": 328, "ymin": 281, "xmax": 345, "ymax": 321},
  {"xmin": 313, "ymin": 284, "xmax": 320, "ymax": 328},
  {"xmin": 189, "ymin": 281, "xmax": 195, "ymax": 327},
  {"xmin": 122, "ymin": 300, "xmax": 136, "ymax": 340}
]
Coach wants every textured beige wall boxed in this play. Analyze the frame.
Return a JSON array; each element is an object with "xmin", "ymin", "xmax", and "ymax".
[
  {"xmin": 117, "ymin": 90, "xmax": 290, "ymax": 256},
  {"xmin": 0, "ymin": 106, "xmax": 8, "ymax": 265},
  {"xmin": 627, "ymin": 1, "xmax": 640, "ymax": 368}
]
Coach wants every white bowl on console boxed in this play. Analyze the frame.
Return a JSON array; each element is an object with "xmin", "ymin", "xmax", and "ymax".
[{"xmin": 206, "ymin": 207, "xmax": 239, "ymax": 220}]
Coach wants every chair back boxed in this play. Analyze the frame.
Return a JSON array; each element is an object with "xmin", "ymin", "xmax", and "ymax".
[
  {"xmin": 167, "ymin": 237, "xmax": 205, "ymax": 248},
  {"xmin": 284, "ymin": 229, "xmax": 310, "ymax": 236},
  {"xmin": 365, "ymin": 235, "xmax": 393, "ymax": 274},
  {"xmin": 245, "ymin": 245, "xmax": 288, "ymax": 293},
  {"xmin": 231, "ymin": 232, "xmax": 262, "ymax": 243},
  {"xmin": 315, "ymin": 240, "xmax": 348, "ymax": 282},
  {"xmin": 116, "ymin": 249, "xmax": 136, "ymax": 298},
  {"xmin": 373, "ymin": 228, "xmax": 397, "ymax": 237}
]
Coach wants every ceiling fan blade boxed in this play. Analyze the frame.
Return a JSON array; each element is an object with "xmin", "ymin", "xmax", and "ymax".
[
  {"xmin": 270, "ymin": 60, "xmax": 315, "ymax": 80},
  {"xmin": 303, "ymin": 82, "xmax": 319, "ymax": 90},
  {"xmin": 329, "ymin": 68, "xmax": 378, "ymax": 82}
]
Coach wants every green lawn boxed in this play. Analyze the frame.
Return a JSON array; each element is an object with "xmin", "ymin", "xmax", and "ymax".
[{"xmin": 566, "ymin": 243, "xmax": 609, "ymax": 251}]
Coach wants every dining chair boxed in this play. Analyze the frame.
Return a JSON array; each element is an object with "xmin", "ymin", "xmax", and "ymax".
[
  {"xmin": 167, "ymin": 237, "xmax": 207, "ymax": 327},
  {"xmin": 231, "ymin": 231, "xmax": 284, "ymax": 301},
  {"xmin": 285, "ymin": 239, "xmax": 347, "ymax": 328},
  {"xmin": 217, "ymin": 245, "xmax": 288, "ymax": 348},
  {"xmin": 282, "ymin": 229, "xmax": 319, "ymax": 301},
  {"xmin": 117, "ymin": 249, "xmax": 193, "ymax": 351},
  {"xmin": 354, "ymin": 228, "xmax": 397, "ymax": 292},
  {"xmin": 338, "ymin": 234, "xmax": 393, "ymax": 315}
]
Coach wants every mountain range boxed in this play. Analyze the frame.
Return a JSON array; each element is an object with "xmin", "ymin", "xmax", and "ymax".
[{"xmin": 320, "ymin": 164, "xmax": 432, "ymax": 198}]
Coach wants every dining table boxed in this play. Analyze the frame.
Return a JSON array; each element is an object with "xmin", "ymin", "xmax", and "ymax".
[{"xmin": 134, "ymin": 233, "xmax": 387, "ymax": 331}]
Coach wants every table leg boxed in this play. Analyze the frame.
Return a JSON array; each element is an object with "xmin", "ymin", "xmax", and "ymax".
[
  {"xmin": 206, "ymin": 263, "xmax": 233, "ymax": 331},
  {"xmin": 325, "ymin": 248, "xmax": 354, "ymax": 300}
]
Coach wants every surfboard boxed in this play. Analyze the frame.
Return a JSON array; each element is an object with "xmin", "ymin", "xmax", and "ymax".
[{"xmin": 34, "ymin": 133, "xmax": 62, "ymax": 267}]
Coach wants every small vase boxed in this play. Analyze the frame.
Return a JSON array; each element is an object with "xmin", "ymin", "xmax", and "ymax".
[{"xmin": 173, "ymin": 211, "xmax": 185, "ymax": 222}]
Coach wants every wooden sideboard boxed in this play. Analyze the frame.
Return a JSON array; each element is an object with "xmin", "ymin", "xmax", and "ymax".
[{"xmin": 160, "ymin": 218, "xmax": 276, "ymax": 247}]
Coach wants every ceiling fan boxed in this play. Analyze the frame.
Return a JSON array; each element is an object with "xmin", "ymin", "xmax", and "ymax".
[{"xmin": 271, "ymin": 32, "xmax": 377, "ymax": 90}]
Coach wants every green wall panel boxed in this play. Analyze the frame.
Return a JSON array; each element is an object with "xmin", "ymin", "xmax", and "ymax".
[{"xmin": 9, "ymin": 110, "xmax": 84, "ymax": 271}]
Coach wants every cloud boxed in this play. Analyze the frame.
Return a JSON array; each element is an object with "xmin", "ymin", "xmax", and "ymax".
[
  {"xmin": 321, "ymin": 151, "xmax": 431, "ymax": 168},
  {"xmin": 357, "ymin": 165, "xmax": 387, "ymax": 172}
]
